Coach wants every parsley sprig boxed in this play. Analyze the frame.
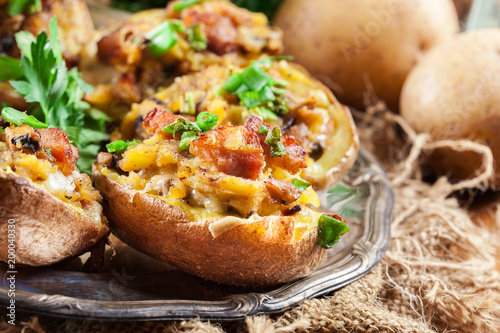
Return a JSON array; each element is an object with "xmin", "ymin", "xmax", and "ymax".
[
  {"xmin": 162, "ymin": 112, "xmax": 218, "ymax": 150},
  {"xmin": 0, "ymin": 18, "xmax": 110, "ymax": 174}
]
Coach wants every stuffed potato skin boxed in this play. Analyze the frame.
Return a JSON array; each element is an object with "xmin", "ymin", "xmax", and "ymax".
[
  {"xmin": 93, "ymin": 164, "xmax": 327, "ymax": 286},
  {"xmin": 0, "ymin": 124, "xmax": 109, "ymax": 266},
  {"xmin": 0, "ymin": 169, "xmax": 109, "ymax": 266}
]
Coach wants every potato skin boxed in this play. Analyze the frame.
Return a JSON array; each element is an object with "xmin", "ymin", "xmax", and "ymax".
[
  {"xmin": 274, "ymin": 0, "xmax": 459, "ymax": 111},
  {"xmin": 93, "ymin": 165, "xmax": 328, "ymax": 286},
  {"xmin": 0, "ymin": 170, "xmax": 109, "ymax": 266},
  {"xmin": 400, "ymin": 29, "xmax": 500, "ymax": 186}
]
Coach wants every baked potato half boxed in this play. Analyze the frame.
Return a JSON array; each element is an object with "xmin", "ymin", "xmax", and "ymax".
[
  {"xmin": 121, "ymin": 59, "xmax": 358, "ymax": 189},
  {"xmin": 94, "ymin": 113, "xmax": 351, "ymax": 286},
  {"xmin": 0, "ymin": 119, "xmax": 109, "ymax": 266},
  {"xmin": 83, "ymin": 0, "xmax": 282, "ymax": 113}
]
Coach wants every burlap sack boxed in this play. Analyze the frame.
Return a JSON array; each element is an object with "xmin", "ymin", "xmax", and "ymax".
[{"xmin": 1, "ymin": 105, "xmax": 499, "ymax": 332}]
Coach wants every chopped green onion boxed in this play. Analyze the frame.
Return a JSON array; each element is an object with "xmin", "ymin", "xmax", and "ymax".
[
  {"xmin": 241, "ymin": 65, "xmax": 274, "ymax": 91},
  {"xmin": 7, "ymin": 0, "xmax": 41, "ymax": 16},
  {"xmin": 259, "ymin": 86, "xmax": 276, "ymax": 103},
  {"xmin": 317, "ymin": 215, "xmax": 350, "ymax": 249},
  {"xmin": 274, "ymin": 79, "xmax": 289, "ymax": 88},
  {"xmin": 268, "ymin": 97, "xmax": 289, "ymax": 115},
  {"xmin": 271, "ymin": 86, "xmax": 287, "ymax": 95},
  {"xmin": 292, "ymin": 179, "xmax": 311, "ymax": 192},
  {"xmin": 196, "ymin": 112, "xmax": 218, "ymax": 132},
  {"xmin": 185, "ymin": 24, "xmax": 207, "ymax": 50},
  {"xmin": 173, "ymin": 0, "xmax": 202, "ymax": 11},
  {"xmin": 146, "ymin": 22, "xmax": 178, "ymax": 57},
  {"xmin": 1, "ymin": 107, "xmax": 48, "ymax": 129},
  {"xmin": 183, "ymin": 92, "xmax": 196, "ymax": 115},
  {"xmin": 258, "ymin": 125, "xmax": 269, "ymax": 135},
  {"xmin": 163, "ymin": 118, "xmax": 198, "ymax": 136},
  {"xmin": 255, "ymin": 106, "xmax": 278, "ymax": 121},
  {"xmin": 0, "ymin": 128, "xmax": 4, "ymax": 133},
  {"xmin": 46, "ymin": 148, "xmax": 52, "ymax": 155},
  {"xmin": 179, "ymin": 131, "xmax": 198, "ymax": 150},
  {"xmin": 224, "ymin": 73, "xmax": 243, "ymax": 93},
  {"xmin": 239, "ymin": 90, "xmax": 262, "ymax": 109},
  {"xmin": 264, "ymin": 126, "xmax": 287, "ymax": 157},
  {"xmin": 0, "ymin": 56, "xmax": 23, "ymax": 82},
  {"xmin": 106, "ymin": 139, "xmax": 140, "ymax": 153}
]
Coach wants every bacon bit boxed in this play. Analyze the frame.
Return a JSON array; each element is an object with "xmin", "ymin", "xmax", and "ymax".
[
  {"xmin": 97, "ymin": 23, "xmax": 142, "ymax": 68},
  {"xmin": 183, "ymin": 11, "xmax": 238, "ymax": 55},
  {"xmin": 5, "ymin": 125, "xmax": 78, "ymax": 176},
  {"xmin": 38, "ymin": 128, "xmax": 79, "ymax": 176},
  {"xmin": 266, "ymin": 178, "xmax": 302, "ymax": 205},
  {"xmin": 112, "ymin": 73, "xmax": 142, "ymax": 105},
  {"xmin": 190, "ymin": 125, "xmax": 264, "ymax": 180},
  {"xmin": 142, "ymin": 108, "xmax": 180, "ymax": 138},
  {"xmin": 244, "ymin": 116, "xmax": 307, "ymax": 174}
]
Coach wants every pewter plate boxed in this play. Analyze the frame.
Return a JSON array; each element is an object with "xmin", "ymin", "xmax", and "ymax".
[{"xmin": 0, "ymin": 146, "xmax": 392, "ymax": 321}]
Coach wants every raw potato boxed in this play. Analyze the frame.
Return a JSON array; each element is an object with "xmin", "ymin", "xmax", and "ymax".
[
  {"xmin": 274, "ymin": 0, "xmax": 459, "ymax": 111},
  {"xmin": 400, "ymin": 29, "xmax": 500, "ymax": 186},
  {"xmin": 0, "ymin": 170, "xmax": 109, "ymax": 266},
  {"xmin": 93, "ymin": 165, "xmax": 327, "ymax": 286}
]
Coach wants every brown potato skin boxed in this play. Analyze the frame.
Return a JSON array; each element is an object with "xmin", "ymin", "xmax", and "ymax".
[
  {"xmin": 400, "ymin": 29, "xmax": 500, "ymax": 186},
  {"xmin": 93, "ymin": 165, "xmax": 328, "ymax": 286},
  {"xmin": 274, "ymin": 0, "xmax": 459, "ymax": 111},
  {"xmin": 0, "ymin": 170, "xmax": 109, "ymax": 266}
]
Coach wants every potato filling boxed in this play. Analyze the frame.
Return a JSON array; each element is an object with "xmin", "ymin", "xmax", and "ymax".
[
  {"xmin": 100, "ymin": 112, "xmax": 323, "ymax": 236},
  {"xmin": 0, "ymin": 125, "xmax": 102, "ymax": 222}
]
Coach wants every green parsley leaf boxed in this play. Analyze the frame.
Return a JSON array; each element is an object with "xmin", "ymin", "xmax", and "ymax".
[
  {"xmin": 317, "ymin": 214, "xmax": 350, "ymax": 249},
  {"xmin": 7, "ymin": 0, "xmax": 41, "ymax": 16},
  {"xmin": 7, "ymin": 18, "xmax": 110, "ymax": 174},
  {"xmin": 292, "ymin": 179, "xmax": 311, "ymax": 192},
  {"xmin": 173, "ymin": 0, "xmax": 203, "ymax": 12},
  {"xmin": 146, "ymin": 21, "xmax": 178, "ymax": 57},
  {"xmin": 106, "ymin": 139, "xmax": 140, "ymax": 153},
  {"xmin": 0, "ymin": 57, "xmax": 23, "ymax": 82},
  {"xmin": 264, "ymin": 126, "xmax": 287, "ymax": 157},
  {"xmin": 196, "ymin": 112, "xmax": 218, "ymax": 132},
  {"xmin": 1, "ymin": 107, "xmax": 48, "ymax": 129}
]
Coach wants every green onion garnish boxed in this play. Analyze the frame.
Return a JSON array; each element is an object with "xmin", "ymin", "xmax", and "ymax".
[
  {"xmin": 163, "ymin": 112, "xmax": 218, "ymax": 150},
  {"xmin": 145, "ymin": 22, "xmax": 178, "ymax": 57},
  {"xmin": 106, "ymin": 139, "xmax": 140, "ymax": 153},
  {"xmin": 196, "ymin": 112, "xmax": 218, "ymax": 132},
  {"xmin": 258, "ymin": 125, "xmax": 269, "ymax": 135},
  {"xmin": 317, "ymin": 215, "xmax": 350, "ymax": 249},
  {"xmin": 254, "ymin": 106, "xmax": 278, "ymax": 121},
  {"xmin": 7, "ymin": 0, "xmax": 41, "ymax": 16},
  {"xmin": 1, "ymin": 107, "xmax": 48, "ymax": 129},
  {"xmin": 173, "ymin": 0, "xmax": 202, "ymax": 11},
  {"xmin": 179, "ymin": 131, "xmax": 198, "ymax": 150},
  {"xmin": 292, "ymin": 179, "xmax": 311, "ymax": 192},
  {"xmin": 241, "ymin": 65, "xmax": 274, "ymax": 92},
  {"xmin": 185, "ymin": 24, "xmax": 207, "ymax": 50},
  {"xmin": 238, "ymin": 91, "xmax": 262, "ymax": 109},
  {"xmin": 224, "ymin": 73, "xmax": 244, "ymax": 93},
  {"xmin": 264, "ymin": 126, "xmax": 287, "ymax": 157}
]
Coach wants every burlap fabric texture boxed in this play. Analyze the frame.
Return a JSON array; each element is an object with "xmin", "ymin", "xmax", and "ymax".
[{"xmin": 1, "ymin": 105, "xmax": 499, "ymax": 332}]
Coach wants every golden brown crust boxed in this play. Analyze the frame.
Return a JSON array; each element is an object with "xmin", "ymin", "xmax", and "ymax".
[
  {"xmin": 93, "ymin": 165, "xmax": 328, "ymax": 286},
  {"xmin": 0, "ymin": 170, "xmax": 109, "ymax": 266}
]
